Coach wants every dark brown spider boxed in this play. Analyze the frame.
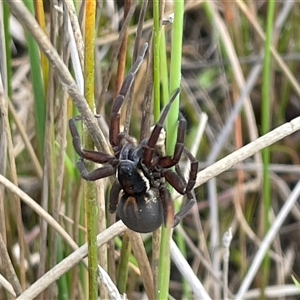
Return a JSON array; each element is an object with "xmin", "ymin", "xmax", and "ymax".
[{"xmin": 69, "ymin": 43, "xmax": 198, "ymax": 233}]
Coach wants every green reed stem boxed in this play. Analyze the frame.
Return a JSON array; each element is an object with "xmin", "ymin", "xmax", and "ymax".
[
  {"xmin": 261, "ymin": 0, "xmax": 276, "ymax": 295},
  {"xmin": 84, "ymin": 2, "xmax": 98, "ymax": 299},
  {"xmin": 158, "ymin": 1, "xmax": 184, "ymax": 299}
]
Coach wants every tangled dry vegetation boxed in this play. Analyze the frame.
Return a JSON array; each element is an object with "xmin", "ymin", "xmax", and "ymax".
[{"xmin": 1, "ymin": 1, "xmax": 300, "ymax": 299}]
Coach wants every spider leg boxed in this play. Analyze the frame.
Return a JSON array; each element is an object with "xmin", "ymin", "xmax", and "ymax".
[
  {"xmin": 109, "ymin": 43, "xmax": 148, "ymax": 148},
  {"xmin": 158, "ymin": 113, "xmax": 186, "ymax": 168},
  {"xmin": 77, "ymin": 159, "xmax": 116, "ymax": 181},
  {"xmin": 173, "ymin": 196, "xmax": 195, "ymax": 227},
  {"xmin": 143, "ymin": 88, "xmax": 181, "ymax": 167},
  {"xmin": 163, "ymin": 169, "xmax": 187, "ymax": 195},
  {"xmin": 163, "ymin": 149, "xmax": 199, "ymax": 195},
  {"xmin": 69, "ymin": 118, "xmax": 116, "ymax": 164},
  {"xmin": 183, "ymin": 148, "xmax": 199, "ymax": 193},
  {"xmin": 163, "ymin": 167, "xmax": 196, "ymax": 227},
  {"xmin": 109, "ymin": 181, "xmax": 122, "ymax": 213},
  {"xmin": 159, "ymin": 186, "xmax": 175, "ymax": 229},
  {"xmin": 163, "ymin": 149, "xmax": 199, "ymax": 227},
  {"xmin": 70, "ymin": 117, "xmax": 118, "ymax": 181}
]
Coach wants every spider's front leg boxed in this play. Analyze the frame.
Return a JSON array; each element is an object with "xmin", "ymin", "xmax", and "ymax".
[
  {"xmin": 157, "ymin": 112, "xmax": 187, "ymax": 168},
  {"xmin": 76, "ymin": 160, "xmax": 116, "ymax": 181},
  {"xmin": 142, "ymin": 88, "xmax": 181, "ymax": 167},
  {"xmin": 109, "ymin": 43, "xmax": 148, "ymax": 148},
  {"xmin": 69, "ymin": 117, "xmax": 117, "ymax": 181}
]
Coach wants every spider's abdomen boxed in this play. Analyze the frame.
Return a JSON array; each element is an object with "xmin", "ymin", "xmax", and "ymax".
[
  {"xmin": 118, "ymin": 160, "xmax": 150, "ymax": 195},
  {"xmin": 118, "ymin": 190, "xmax": 164, "ymax": 233}
]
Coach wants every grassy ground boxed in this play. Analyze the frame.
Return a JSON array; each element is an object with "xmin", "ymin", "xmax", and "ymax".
[{"xmin": 1, "ymin": 1, "xmax": 300, "ymax": 299}]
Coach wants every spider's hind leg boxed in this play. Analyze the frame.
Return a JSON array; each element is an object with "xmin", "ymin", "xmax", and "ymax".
[
  {"xmin": 164, "ymin": 149, "xmax": 199, "ymax": 227},
  {"xmin": 160, "ymin": 186, "xmax": 175, "ymax": 229},
  {"xmin": 162, "ymin": 167, "xmax": 196, "ymax": 227},
  {"xmin": 173, "ymin": 195, "xmax": 196, "ymax": 227}
]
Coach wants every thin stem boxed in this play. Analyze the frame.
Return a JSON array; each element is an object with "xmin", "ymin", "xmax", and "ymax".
[
  {"xmin": 261, "ymin": 0, "xmax": 276, "ymax": 294},
  {"xmin": 84, "ymin": 1, "xmax": 97, "ymax": 299},
  {"xmin": 158, "ymin": 1, "xmax": 184, "ymax": 299},
  {"xmin": 153, "ymin": 0, "xmax": 161, "ymax": 122}
]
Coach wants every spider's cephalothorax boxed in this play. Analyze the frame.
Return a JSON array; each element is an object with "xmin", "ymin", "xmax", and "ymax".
[{"xmin": 69, "ymin": 42, "xmax": 198, "ymax": 233}]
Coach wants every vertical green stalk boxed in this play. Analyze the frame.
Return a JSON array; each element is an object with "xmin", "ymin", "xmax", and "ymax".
[
  {"xmin": 157, "ymin": 1, "xmax": 184, "ymax": 299},
  {"xmin": 84, "ymin": 1, "xmax": 97, "ymax": 299},
  {"xmin": 159, "ymin": 30, "xmax": 169, "ymax": 107},
  {"xmin": 56, "ymin": 236, "xmax": 69, "ymax": 300},
  {"xmin": 3, "ymin": 2, "xmax": 12, "ymax": 97},
  {"xmin": 117, "ymin": 233, "xmax": 131, "ymax": 293},
  {"xmin": 261, "ymin": 0, "xmax": 275, "ymax": 294},
  {"xmin": 166, "ymin": 1, "xmax": 184, "ymax": 145},
  {"xmin": 23, "ymin": 0, "xmax": 46, "ymax": 158},
  {"xmin": 153, "ymin": 0, "xmax": 161, "ymax": 122}
]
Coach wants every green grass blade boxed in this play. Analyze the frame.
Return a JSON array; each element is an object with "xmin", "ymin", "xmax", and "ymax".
[
  {"xmin": 153, "ymin": 0, "xmax": 161, "ymax": 122},
  {"xmin": 3, "ymin": 2, "xmax": 12, "ymax": 97},
  {"xmin": 261, "ymin": 0, "xmax": 276, "ymax": 294},
  {"xmin": 23, "ymin": 0, "xmax": 46, "ymax": 157},
  {"xmin": 158, "ymin": 1, "xmax": 185, "ymax": 299},
  {"xmin": 84, "ymin": 1, "xmax": 98, "ymax": 299}
]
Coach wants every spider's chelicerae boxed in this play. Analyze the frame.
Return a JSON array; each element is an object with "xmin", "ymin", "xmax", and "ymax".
[{"xmin": 69, "ymin": 43, "xmax": 198, "ymax": 233}]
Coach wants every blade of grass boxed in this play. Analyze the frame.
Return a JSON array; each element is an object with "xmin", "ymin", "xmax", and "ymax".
[
  {"xmin": 116, "ymin": 233, "xmax": 131, "ymax": 294},
  {"xmin": 84, "ymin": 1, "xmax": 98, "ymax": 299},
  {"xmin": 261, "ymin": 0, "xmax": 276, "ymax": 295},
  {"xmin": 23, "ymin": 0, "xmax": 46, "ymax": 158},
  {"xmin": 153, "ymin": 0, "xmax": 161, "ymax": 122},
  {"xmin": 158, "ymin": 1, "xmax": 184, "ymax": 299},
  {"xmin": 34, "ymin": 0, "xmax": 48, "ymax": 93},
  {"xmin": 56, "ymin": 236, "xmax": 70, "ymax": 300},
  {"xmin": 159, "ymin": 29, "xmax": 169, "ymax": 107},
  {"xmin": 152, "ymin": 1, "xmax": 167, "ymax": 298},
  {"xmin": 152, "ymin": 2, "xmax": 164, "ymax": 296},
  {"xmin": 152, "ymin": 0, "xmax": 164, "ymax": 284},
  {"xmin": 2, "ymin": 2, "xmax": 12, "ymax": 97}
]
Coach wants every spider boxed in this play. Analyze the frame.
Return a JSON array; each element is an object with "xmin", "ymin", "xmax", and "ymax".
[{"xmin": 69, "ymin": 43, "xmax": 198, "ymax": 233}]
